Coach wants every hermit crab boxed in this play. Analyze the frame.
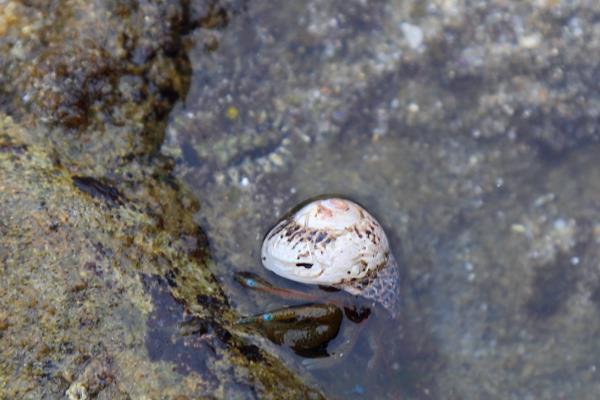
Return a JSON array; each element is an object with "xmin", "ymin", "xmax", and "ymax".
[{"xmin": 236, "ymin": 197, "xmax": 401, "ymax": 359}]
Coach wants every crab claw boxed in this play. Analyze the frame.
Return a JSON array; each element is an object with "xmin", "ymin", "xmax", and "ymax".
[{"xmin": 236, "ymin": 303, "xmax": 343, "ymax": 357}]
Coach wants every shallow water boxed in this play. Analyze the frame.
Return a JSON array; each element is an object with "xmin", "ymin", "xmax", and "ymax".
[{"xmin": 165, "ymin": 1, "xmax": 600, "ymax": 398}]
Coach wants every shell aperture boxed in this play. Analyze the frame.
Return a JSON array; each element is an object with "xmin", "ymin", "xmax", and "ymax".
[{"xmin": 261, "ymin": 197, "xmax": 401, "ymax": 317}]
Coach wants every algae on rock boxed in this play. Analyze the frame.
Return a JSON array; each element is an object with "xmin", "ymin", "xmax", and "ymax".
[
  {"xmin": 0, "ymin": 1, "xmax": 326, "ymax": 398},
  {"xmin": 0, "ymin": 115, "xmax": 324, "ymax": 399}
]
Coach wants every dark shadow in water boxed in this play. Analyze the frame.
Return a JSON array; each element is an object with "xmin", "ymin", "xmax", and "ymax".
[
  {"xmin": 525, "ymin": 223, "xmax": 590, "ymax": 320},
  {"xmin": 525, "ymin": 251, "xmax": 579, "ymax": 319},
  {"xmin": 143, "ymin": 274, "xmax": 215, "ymax": 376}
]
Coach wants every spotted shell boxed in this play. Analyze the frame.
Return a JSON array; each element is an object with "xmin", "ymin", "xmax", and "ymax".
[{"xmin": 261, "ymin": 197, "xmax": 401, "ymax": 316}]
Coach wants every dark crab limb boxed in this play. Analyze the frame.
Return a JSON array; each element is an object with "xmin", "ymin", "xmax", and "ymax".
[
  {"xmin": 235, "ymin": 271, "xmax": 325, "ymax": 303},
  {"xmin": 236, "ymin": 303, "xmax": 343, "ymax": 357},
  {"xmin": 234, "ymin": 271, "xmax": 371, "ymax": 319}
]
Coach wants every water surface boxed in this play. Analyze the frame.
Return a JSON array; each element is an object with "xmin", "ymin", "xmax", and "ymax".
[{"xmin": 165, "ymin": 1, "xmax": 600, "ymax": 398}]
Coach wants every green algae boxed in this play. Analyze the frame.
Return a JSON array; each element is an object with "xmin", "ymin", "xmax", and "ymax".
[
  {"xmin": 0, "ymin": 0, "xmax": 191, "ymax": 176},
  {"xmin": 0, "ymin": 111, "xmax": 323, "ymax": 399}
]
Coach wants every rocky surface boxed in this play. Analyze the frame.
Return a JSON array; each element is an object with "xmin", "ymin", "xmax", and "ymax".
[
  {"xmin": 0, "ymin": 0, "xmax": 325, "ymax": 398},
  {"xmin": 0, "ymin": 0, "xmax": 191, "ymax": 175},
  {"xmin": 0, "ymin": 114, "xmax": 325, "ymax": 399}
]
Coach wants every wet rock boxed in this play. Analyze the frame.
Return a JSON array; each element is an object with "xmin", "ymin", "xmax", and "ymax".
[
  {"xmin": 0, "ymin": 314, "xmax": 9, "ymax": 331},
  {"xmin": 0, "ymin": 1, "xmax": 329, "ymax": 398},
  {"xmin": 65, "ymin": 356, "xmax": 114, "ymax": 400},
  {"xmin": 0, "ymin": 0, "xmax": 192, "ymax": 175},
  {"xmin": 0, "ymin": 116, "xmax": 324, "ymax": 398}
]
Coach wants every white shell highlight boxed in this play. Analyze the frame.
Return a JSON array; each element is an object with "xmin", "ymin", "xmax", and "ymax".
[{"xmin": 261, "ymin": 198, "xmax": 401, "ymax": 316}]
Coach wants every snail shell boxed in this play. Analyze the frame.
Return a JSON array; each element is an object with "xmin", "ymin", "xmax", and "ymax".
[{"xmin": 261, "ymin": 197, "xmax": 401, "ymax": 317}]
